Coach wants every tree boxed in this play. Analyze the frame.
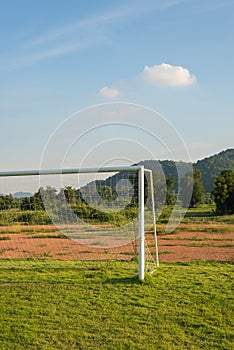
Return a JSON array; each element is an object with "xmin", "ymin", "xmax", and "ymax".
[
  {"xmin": 97, "ymin": 186, "xmax": 117, "ymax": 202},
  {"xmin": 20, "ymin": 196, "xmax": 34, "ymax": 211},
  {"xmin": 166, "ymin": 178, "xmax": 177, "ymax": 205},
  {"xmin": 62, "ymin": 186, "xmax": 77, "ymax": 205},
  {"xmin": 0, "ymin": 194, "xmax": 17, "ymax": 210},
  {"xmin": 212, "ymin": 169, "xmax": 234, "ymax": 215},
  {"xmin": 33, "ymin": 187, "xmax": 57, "ymax": 210},
  {"xmin": 180, "ymin": 168, "xmax": 204, "ymax": 208}
]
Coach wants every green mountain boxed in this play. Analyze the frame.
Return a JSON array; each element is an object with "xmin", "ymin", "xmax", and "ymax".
[
  {"xmin": 194, "ymin": 149, "xmax": 234, "ymax": 193},
  {"xmin": 139, "ymin": 149, "xmax": 234, "ymax": 193},
  {"xmin": 82, "ymin": 149, "xmax": 234, "ymax": 197},
  {"xmin": 138, "ymin": 159, "xmax": 191, "ymax": 192}
]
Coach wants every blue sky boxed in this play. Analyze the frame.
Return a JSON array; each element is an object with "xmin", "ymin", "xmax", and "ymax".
[{"xmin": 1, "ymin": 0, "xmax": 234, "ymax": 171}]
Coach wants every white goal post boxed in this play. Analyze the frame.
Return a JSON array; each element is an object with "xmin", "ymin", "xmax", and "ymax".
[{"xmin": 0, "ymin": 165, "xmax": 159, "ymax": 280}]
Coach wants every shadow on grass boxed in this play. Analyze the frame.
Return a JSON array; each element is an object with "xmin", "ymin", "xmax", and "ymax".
[
  {"xmin": 185, "ymin": 210, "xmax": 216, "ymax": 218},
  {"xmin": 103, "ymin": 275, "xmax": 141, "ymax": 285}
]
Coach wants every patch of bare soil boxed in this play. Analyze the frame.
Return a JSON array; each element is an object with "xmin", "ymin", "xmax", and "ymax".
[{"xmin": 0, "ymin": 225, "xmax": 233, "ymax": 263}]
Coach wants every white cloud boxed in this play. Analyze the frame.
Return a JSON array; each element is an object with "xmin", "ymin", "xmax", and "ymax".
[
  {"xmin": 141, "ymin": 63, "xmax": 196, "ymax": 87},
  {"xmin": 99, "ymin": 86, "xmax": 120, "ymax": 99}
]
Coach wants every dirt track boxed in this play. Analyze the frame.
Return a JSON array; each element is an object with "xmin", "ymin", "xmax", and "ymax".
[{"xmin": 0, "ymin": 224, "xmax": 233, "ymax": 263}]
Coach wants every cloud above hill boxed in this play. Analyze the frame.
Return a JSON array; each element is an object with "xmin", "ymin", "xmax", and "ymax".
[
  {"xmin": 141, "ymin": 63, "xmax": 196, "ymax": 87},
  {"xmin": 98, "ymin": 63, "xmax": 196, "ymax": 99},
  {"xmin": 99, "ymin": 86, "xmax": 120, "ymax": 98}
]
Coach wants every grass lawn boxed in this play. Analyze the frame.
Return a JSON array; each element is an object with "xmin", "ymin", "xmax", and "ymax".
[{"xmin": 0, "ymin": 259, "xmax": 233, "ymax": 350}]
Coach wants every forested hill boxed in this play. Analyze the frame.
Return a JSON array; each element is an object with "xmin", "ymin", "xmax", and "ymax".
[
  {"xmin": 139, "ymin": 149, "xmax": 234, "ymax": 193},
  {"xmin": 194, "ymin": 149, "xmax": 234, "ymax": 193},
  {"xmin": 138, "ymin": 160, "xmax": 191, "ymax": 192}
]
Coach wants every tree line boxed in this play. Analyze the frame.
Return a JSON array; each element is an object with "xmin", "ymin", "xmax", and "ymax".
[{"xmin": 0, "ymin": 168, "xmax": 234, "ymax": 217}]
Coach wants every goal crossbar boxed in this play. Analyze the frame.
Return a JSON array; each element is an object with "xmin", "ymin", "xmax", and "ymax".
[{"xmin": 0, "ymin": 165, "xmax": 142, "ymax": 177}]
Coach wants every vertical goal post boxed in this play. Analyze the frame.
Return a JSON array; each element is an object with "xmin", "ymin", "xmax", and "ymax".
[{"xmin": 0, "ymin": 165, "xmax": 159, "ymax": 280}]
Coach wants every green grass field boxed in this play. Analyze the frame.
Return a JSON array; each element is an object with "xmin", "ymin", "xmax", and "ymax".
[{"xmin": 0, "ymin": 259, "xmax": 233, "ymax": 350}]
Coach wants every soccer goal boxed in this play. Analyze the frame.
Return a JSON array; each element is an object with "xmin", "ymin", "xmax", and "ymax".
[{"xmin": 0, "ymin": 165, "xmax": 159, "ymax": 280}]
